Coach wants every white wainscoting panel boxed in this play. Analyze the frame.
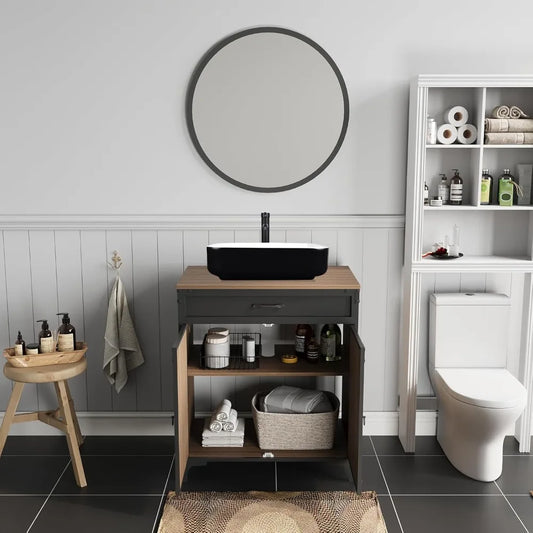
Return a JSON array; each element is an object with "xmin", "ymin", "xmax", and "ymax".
[{"xmin": 0, "ymin": 215, "xmax": 405, "ymax": 434}]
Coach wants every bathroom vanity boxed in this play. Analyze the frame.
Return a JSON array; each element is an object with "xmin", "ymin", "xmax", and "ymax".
[{"xmin": 174, "ymin": 266, "xmax": 364, "ymax": 491}]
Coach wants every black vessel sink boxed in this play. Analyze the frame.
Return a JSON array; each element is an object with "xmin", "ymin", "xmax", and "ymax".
[{"xmin": 207, "ymin": 243, "xmax": 329, "ymax": 280}]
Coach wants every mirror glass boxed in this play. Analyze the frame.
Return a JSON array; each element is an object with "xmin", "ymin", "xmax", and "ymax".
[{"xmin": 187, "ymin": 27, "xmax": 349, "ymax": 192}]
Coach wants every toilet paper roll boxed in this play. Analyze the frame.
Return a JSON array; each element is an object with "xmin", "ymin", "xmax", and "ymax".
[
  {"xmin": 457, "ymin": 124, "xmax": 477, "ymax": 144},
  {"xmin": 437, "ymin": 124, "xmax": 458, "ymax": 144},
  {"xmin": 444, "ymin": 106, "xmax": 469, "ymax": 127}
]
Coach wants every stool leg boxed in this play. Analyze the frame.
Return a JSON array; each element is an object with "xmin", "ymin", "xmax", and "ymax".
[
  {"xmin": 0, "ymin": 382, "xmax": 25, "ymax": 456},
  {"xmin": 56, "ymin": 380, "xmax": 87, "ymax": 487},
  {"xmin": 64, "ymin": 381, "xmax": 84, "ymax": 446}
]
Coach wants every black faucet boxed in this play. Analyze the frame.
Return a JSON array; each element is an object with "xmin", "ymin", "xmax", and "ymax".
[{"xmin": 261, "ymin": 212, "xmax": 270, "ymax": 243}]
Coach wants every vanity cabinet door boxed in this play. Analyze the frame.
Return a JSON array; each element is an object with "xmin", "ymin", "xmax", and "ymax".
[
  {"xmin": 174, "ymin": 325, "xmax": 192, "ymax": 491},
  {"xmin": 343, "ymin": 325, "xmax": 365, "ymax": 491}
]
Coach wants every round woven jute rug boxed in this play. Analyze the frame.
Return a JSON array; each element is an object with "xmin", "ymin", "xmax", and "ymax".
[{"xmin": 157, "ymin": 490, "xmax": 388, "ymax": 533}]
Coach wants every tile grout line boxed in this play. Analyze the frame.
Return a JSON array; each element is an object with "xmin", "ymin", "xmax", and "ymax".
[
  {"xmin": 26, "ymin": 458, "xmax": 72, "ymax": 533},
  {"xmin": 369, "ymin": 436, "xmax": 405, "ymax": 533},
  {"xmin": 494, "ymin": 479, "xmax": 530, "ymax": 533},
  {"xmin": 151, "ymin": 455, "xmax": 175, "ymax": 533}
]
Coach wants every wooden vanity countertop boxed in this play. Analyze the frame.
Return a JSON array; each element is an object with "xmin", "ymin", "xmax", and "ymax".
[{"xmin": 176, "ymin": 265, "xmax": 360, "ymax": 290}]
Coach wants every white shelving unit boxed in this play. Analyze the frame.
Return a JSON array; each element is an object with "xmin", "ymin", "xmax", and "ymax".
[{"xmin": 399, "ymin": 75, "xmax": 533, "ymax": 453}]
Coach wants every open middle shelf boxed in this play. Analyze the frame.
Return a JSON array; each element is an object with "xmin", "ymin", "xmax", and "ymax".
[{"xmin": 187, "ymin": 343, "xmax": 347, "ymax": 377}]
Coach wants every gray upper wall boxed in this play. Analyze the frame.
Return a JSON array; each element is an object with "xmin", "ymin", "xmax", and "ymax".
[{"xmin": 2, "ymin": 0, "xmax": 533, "ymax": 216}]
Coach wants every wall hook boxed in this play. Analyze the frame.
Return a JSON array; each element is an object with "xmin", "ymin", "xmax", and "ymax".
[{"xmin": 108, "ymin": 250, "xmax": 122, "ymax": 271}]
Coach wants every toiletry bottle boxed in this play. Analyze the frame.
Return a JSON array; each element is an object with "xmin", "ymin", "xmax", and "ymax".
[
  {"xmin": 498, "ymin": 169, "xmax": 515, "ymax": 206},
  {"xmin": 480, "ymin": 169, "xmax": 493, "ymax": 205},
  {"xmin": 438, "ymin": 174, "xmax": 449, "ymax": 205},
  {"xmin": 305, "ymin": 337, "xmax": 320, "ymax": 363},
  {"xmin": 295, "ymin": 324, "xmax": 313, "ymax": 355},
  {"xmin": 423, "ymin": 182, "xmax": 429, "ymax": 206},
  {"xmin": 449, "ymin": 169, "xmax": 463, "ymax": 205},
  {"xmin": 56, "ymin": 312, "xmax": 76, "ymax": 352},
  {"xmin": 320, "ymin": 324, "xmax": 342, "ymax": 362},
  {"xmin": 14, "ymin": 331, "xmax": 25, "ymax": 356},
  {"xmin": 37, "ymin": 319, "xmax": 54, "ymax": 353}
]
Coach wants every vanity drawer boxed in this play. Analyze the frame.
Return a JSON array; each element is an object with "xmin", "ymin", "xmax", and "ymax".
[{"xmin": 178, "ymin": 289, "xmax": 358, "ymax": 324}]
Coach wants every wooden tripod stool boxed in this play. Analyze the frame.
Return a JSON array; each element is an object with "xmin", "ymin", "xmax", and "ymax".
[{"xmin": 0, "ymin": 358, "xmax": 87, "ymax": 487}]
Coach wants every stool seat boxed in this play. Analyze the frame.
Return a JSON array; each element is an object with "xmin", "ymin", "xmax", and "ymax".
[
  {"xmin": 0, "ymin": 357, "xmax": 88, "ymax": 487},
  {"xmin": 4, "ymin": 358, "xmax": 87, "ymax": 383}
]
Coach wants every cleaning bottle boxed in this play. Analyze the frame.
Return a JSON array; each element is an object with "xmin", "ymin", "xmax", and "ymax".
[
  {"xmin": 37, "ymin": 319, "xmax": 55, "ymax": 353},
  {"xmin": 56, "ymin": 312, "xmax": 77, "ymax": 352}
]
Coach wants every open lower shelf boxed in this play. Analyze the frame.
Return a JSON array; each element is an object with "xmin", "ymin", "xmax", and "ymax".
[
  {"xmin": 187, "ymin": 344, "xmax": 347, "ymax": 377},
  {"xmin": 188, "ymin": 418, "xmax": 347, "ymax": 460}
]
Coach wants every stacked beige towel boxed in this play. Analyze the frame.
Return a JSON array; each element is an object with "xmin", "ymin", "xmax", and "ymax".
[
  {"xmin": 485, "ymin": 106, "xmax": 533, "ymax": 144},
  {"xmin": 484, "ymin": 132, "xmax": 533, "ymax": 145}
]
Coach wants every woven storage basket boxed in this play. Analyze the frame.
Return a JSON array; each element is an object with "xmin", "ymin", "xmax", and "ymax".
[{"xmin": 252, "ymin": 391, "xmax": 339, "ymax": 450}]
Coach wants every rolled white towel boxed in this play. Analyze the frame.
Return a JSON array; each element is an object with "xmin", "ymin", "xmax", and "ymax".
[
  {"xmin": 222, "ymin": 408, "xmax": 238, "ymax": 431},
  {"xmin": 492, "ymin": 105, "xmax": 511, "ymax": 118},
  {"xmin": 214, "ymin": 399, "xmax": 232, "ymax": 421},
  {"xmin": 510, "ymin": 105, "xmax": 529, "ymax": 118},
  {"xmin": 209, "ymin": 416, "xmax": 222, "ymax": 433}
]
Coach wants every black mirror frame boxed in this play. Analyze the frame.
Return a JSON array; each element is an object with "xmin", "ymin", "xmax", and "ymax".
[{"xmin": 186, "ymin": 26, "xmax": 350, "ymax": 193}]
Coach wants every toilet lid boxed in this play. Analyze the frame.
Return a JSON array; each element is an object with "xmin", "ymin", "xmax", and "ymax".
[{"xmin": 435, "ymin": 368, "xmax": 527, "ymax": 409}]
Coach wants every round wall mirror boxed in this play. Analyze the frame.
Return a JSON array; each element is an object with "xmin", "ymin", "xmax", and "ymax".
[{"xmin": 186, "ymin": 27, "xmax": 349, "ymax": 192}]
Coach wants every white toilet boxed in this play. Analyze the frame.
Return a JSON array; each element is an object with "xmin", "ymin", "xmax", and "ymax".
[{"xmin": 429, "ymin": 292, "xmax": 527, "ymax": 482}]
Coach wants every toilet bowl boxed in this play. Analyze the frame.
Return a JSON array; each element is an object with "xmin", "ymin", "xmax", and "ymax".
[
  {"xmin": 433, "ymin": 367, "xmax": 526, "ymax": 481},
  {"xmin": 429, "ymin": 293, "xmax": 527, "ymax": 482}
]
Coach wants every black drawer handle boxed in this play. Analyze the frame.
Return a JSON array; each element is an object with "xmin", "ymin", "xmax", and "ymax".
[{"xmin": 250, "ymin": 303, "xmax": 285, "ymax": 310}]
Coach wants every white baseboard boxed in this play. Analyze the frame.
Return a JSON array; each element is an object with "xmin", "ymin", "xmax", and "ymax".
[
  {"xmin": 0, "ymin": 412, "xmax": 175, "ymax": 437},
  {"xmin": 362, "ymin": 410, "xmax": 437, "ymax": 436},
  {"xmin": 0, "ymin": 410, "xmax": 438, "ymax": 437}
]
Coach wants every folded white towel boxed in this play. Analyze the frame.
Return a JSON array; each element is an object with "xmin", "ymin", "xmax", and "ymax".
[
  {"xmin": 214, "ymin": 399, "xmax": 232, "ymax": 421},
  {"xmin": 103, "ymin": 276, "xmax": 144, "ymax": 393},
  {"xmin": 203, "ymin": 417, "xmax": 245, "ymax": 438},
  {"xmin": 222, "ymin": 408, "xmax": 238, "ymax": 431},
  {"xmin": 202, "ymin": 442, "xmax": 244, "ymax": 448}
]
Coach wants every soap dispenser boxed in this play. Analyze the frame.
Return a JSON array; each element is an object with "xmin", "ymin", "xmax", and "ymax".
[
  {"xmin": 37, "ymin": 319, "xmax": 55, "ymax": 353},
  {"xmin": 56, "ymin": 312, "xmax": 76, "ymax": 352}
]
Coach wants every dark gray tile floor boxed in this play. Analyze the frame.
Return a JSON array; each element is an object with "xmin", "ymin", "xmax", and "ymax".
[{"xmin": 1, "ymin": 434, "xmax": 533, "ymax": 532}]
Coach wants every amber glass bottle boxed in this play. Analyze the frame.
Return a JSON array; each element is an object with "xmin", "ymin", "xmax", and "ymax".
[{"xmin": 295, "ymin": 324, "xmax": 313, "ymax": 355}]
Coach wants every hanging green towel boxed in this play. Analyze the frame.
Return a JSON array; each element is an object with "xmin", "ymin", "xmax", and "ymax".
[{"xmin": 103, "ymin": 276, "xmax": 144, "ymax": 393}]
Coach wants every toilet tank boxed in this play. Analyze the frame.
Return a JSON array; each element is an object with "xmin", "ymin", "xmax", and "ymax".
[{"xmin": 429, "ymin": 293, "xmax": 510, "ymax": 370}]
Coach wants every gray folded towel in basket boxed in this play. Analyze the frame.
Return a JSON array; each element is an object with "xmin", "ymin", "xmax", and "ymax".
[{"xmin": 262, "ymin": 385, "xmax": 332, "ymax": 414}]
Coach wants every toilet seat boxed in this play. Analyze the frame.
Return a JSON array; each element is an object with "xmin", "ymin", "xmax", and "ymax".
[{"xmin": 435, "ymin": 368, "xmax": 527, "ymax": 409}]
